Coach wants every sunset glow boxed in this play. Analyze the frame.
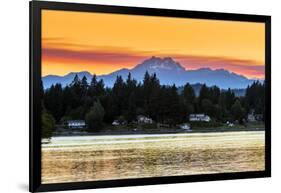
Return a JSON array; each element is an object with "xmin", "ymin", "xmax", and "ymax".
[{"xmin": 42, "ymin": 10, "xmax": 265, "ymax": 79}]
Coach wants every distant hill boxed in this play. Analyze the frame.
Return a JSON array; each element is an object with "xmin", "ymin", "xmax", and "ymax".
[
  {"xmin": 177, "ymin": 84, "xmax": 246, "ymax": 97},
  {"xmin": 42, "ymin": 56, "xmax": 257, "ymax": 89},
  {"xmin": 43, "ymin": 71, "xmax": 93, "ymax": 89}
]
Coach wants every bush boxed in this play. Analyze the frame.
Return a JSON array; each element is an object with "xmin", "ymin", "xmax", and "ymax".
[
  {"xmin": 140, "ymin": 123, "xmax": 157, "ymax": 130},
  {"xmin": 42, "ymin": 111, "xmax": 55, "ymax": 139},
  {"xmin": 190, "ymin": 121, "xmax": 222, "ymax": 128},
  {"xmin": 85, "ymin": 101, "xmax": 105, "ymax": 131}
]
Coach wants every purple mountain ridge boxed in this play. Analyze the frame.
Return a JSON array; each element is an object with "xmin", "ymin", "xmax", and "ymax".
[{"xmin": 42, "ymin": 56, "xmax": 259, "ymax": 89}]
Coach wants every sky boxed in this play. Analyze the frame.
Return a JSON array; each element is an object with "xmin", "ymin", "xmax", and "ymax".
[{"xmin": 42, "ymin": 10, "xmax": 265, "ymax": 79}]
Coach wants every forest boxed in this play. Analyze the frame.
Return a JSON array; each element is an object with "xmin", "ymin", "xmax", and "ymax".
[{"xmin": 41, "ymin": 72, "xmax": 265, "ymax": 138}]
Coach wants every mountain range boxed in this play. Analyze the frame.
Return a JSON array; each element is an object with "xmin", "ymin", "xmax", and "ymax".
[{"xmin": 42, "ymin": 56, "xmax": 258, "ymax": 89}]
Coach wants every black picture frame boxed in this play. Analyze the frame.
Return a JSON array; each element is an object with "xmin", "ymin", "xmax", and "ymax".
[{"xmin": 30, "ymin": 1, "xmax": 271, "ymax": 192}]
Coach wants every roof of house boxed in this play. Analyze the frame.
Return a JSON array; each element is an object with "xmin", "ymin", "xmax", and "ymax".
[
  {"xmin": 190, "ymin": 114, "xmax": 208, "ymax": 117},
  {"xmin": 67, "ymin": 120, "xmax": 86, "ymax": 124},
  {"xmin": 137, "ymin": 115, "xmax": 151, "ymax": 119}
]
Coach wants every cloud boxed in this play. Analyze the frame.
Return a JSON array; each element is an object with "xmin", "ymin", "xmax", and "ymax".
[
  {"xmin": 42, "ymin": 47, "xmax": 147, "ymax": 67},
  {"xmin": 42, "ymin": 43, "xmax": 264, "ymax": 79}
]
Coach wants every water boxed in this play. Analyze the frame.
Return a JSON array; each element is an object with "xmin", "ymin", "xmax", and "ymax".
[{"xmin": 41, "ymin": 131, "xmax": 265, "ymax": 184}]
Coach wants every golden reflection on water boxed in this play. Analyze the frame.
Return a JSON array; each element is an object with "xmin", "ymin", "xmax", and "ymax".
[{"xmin": 41, "ymin": 131, "xmax": 265, "ymax": 184}]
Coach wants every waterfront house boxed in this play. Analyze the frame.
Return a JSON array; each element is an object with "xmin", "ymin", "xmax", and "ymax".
[
  {"xmin": 255, "ymin": 114, "xmax": 263, "ymax": 121},
  {"xmin": 178, "ymin": 123, "xmax": 191, "ymax": 131},
  {"xmin": 247, "ymin": 109, "xmax": 263, "ymax": 122},
  {"xmin": 189, "ymin": 114, "xmax": 211, "ymax": 122},
  {"xmin": 66, "ymin": 120, "xmax": 86, "ymax": 129},
  {"xmin": 247, "ymin": 113, "xmax": 256, "ymax": 122},
  {"xmin": 112, "ymin": 118, "xmax": 128, "ymax": 126},
  {"xmin": 112, "ymin": 120, "xmax": 120, "ymax": 126},
  {"xmin": 226, "ymin": 121, "xmax": 234, "ymax": 127},
  {"xmin": 247, "ymin": 113, "xmax": 263, "ymax": 122},
  {"xmin": 137, "ymin": 115, "xmax": 153, "ymax": 124}
]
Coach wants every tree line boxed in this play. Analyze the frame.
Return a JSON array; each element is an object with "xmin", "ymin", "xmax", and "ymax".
[{"xmin": 42, "ymin": 72, "xmax": 265, "ymax": 138}]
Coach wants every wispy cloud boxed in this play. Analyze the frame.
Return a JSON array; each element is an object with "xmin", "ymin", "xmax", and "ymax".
[
  {"xmin": 42, "ymin": 42, "xmax": 264, "ymax": 79},
  {"xmin": 43, "ymin": 47, "xmax": 147, "ymax": 66}
]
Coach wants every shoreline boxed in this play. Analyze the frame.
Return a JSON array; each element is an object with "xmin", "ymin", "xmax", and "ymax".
[{"xmin": 49, "ymin": 127, "xmax": 265, "ymax": 138}]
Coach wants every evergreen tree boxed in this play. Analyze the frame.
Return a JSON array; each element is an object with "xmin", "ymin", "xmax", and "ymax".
[
  {"xmin": 69, "ymin": 74, "xmax": 83, "ymax": 108},
  {"xmin": 44, "ymin": 83, "xmax": 64, "ymax": 122},
  {"xmin": 183, "ymin": 83, "xmax": 195, "ymax": 102},
  {"xmin": 217, "ymin": 89, "xmax": 236, "ymax": 121},
  {"xmin": 199, "ymin": 84, "xmax": 209, "ymax": 102},
  {"xmin": 112, "ymin": 76, "xmax": 126, "ymax": 117},
  {"xmin": 61, "ymin": 85, "xmax": 72, "ymax": 118},
  {"xmin": 125, "ymin": 92, "xmax": 137, "ymax": 122},
  {"xmin": 209, "ymin": 86, "xmax": 220, "ymax": 104},
  {"xmin": 90, "ymin": 74, "xmax": 98, "ymax": 87},
  {"xmin": 182, "ymin": 83, "xmax": 195, "ymax": 116},
  {"xmin": 71, "ymin": 74, "xmax": 81, "ymax": 87},
  {"xmin": 168, "ymin": 85, "xmax": 182, "ymax": 124},
  {"xmin": 142, "ymin": 72, "xmax": 161, "ymax": 118},
  {"xmin": 224, "ymin": 88, "xmax": 236, "ymax": 110},
  {"xmin": 103, "ymin": 89, "xmax": 115, "ymax": 123},
  {"xmin": 81, "ymin": 76, "xmax": 88, "ymax": 92},
  {"xmin": 88, "ymin": 74, "xmax": 105, "ymax": 98},
  {"xmin": 201, "ymin": 98, "xmax": 214, "ymax": 117},
  {"xmin": 157, "ymin": 85, "xmax": 182, "ymax": 124},
  {"xmin": 245, "ymin": 81, "xmax": 265, "ymax": 115},
  {"xmin": 97, "ymin": 79, "xmax": 105, "ymax": 96},
  {"xmin": 126, "ymin": 73, "xmax": 137, "ymax": 92}
]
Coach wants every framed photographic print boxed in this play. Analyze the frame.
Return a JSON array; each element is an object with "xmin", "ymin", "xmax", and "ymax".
[{"xmin": 30, "ymin": 1, "xmax": 271, "ymax": 192}]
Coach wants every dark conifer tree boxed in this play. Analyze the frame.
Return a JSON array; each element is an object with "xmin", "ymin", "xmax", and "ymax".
[
  {"xmin": 112, "ymin": 76, "xmax": 126, "ymax": 117},
  {"xmin": 81, "ymin": 76, "xmax": 88, "ymax": 91},
  {"xmin": 182, "ymin": 83, "xmax": 195, "ymax": 116},
  {"xmin": 89, "ymin": 74, "xmax": 105, "ymax": 98},
  {"xmin": 44, "ymin": 83, "xmax": 64, "ymax": 122}
]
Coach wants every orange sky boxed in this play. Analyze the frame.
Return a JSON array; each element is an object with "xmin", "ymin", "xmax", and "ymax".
[{"xmin": 42, "ymin": 10, "xmax": 265, "ymax": 79}]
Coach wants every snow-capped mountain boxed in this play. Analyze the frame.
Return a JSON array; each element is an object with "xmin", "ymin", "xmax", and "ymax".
[
  {"xmin": 133, "ymin": 56, "xmax": 185, "ymax": 72},
  {"xmin": 42, "ymin": 56, "xmax": 257, "ymax": 89}
]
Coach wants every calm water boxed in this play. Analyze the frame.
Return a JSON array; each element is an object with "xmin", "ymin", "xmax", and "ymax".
[{"xmin": 41, "ymin": 131, "xmax": 265, "ymax": 184}]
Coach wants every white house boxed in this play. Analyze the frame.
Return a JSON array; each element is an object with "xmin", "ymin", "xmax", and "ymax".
[
  {"xmin": 178, "ymin": 123, "xmax": 191, "ymax": 131},
  {"xmin": 112, "ymin": 120, "xmax": 120, "ymax": 126},
  {"xmin": 247, "ymin": 109, "xmax": 263, "ymax": 122},
  {"xmin": 137, "ymin": 115, "xmax": 153, "ymax": 124},
  {"xmin": 189, "ymin": 114, "xmax": 211, "ymax": 122},
  {"xmin": 247, "ymin": 113, "xmax": 256, "ymax": 122},
  {"xmin": 255, "ymin": 114, "xmax": 263, "ymax": 121},
  {"xmin": 247, "ymin": 113, "xmax": 263, "ymax": 122},
  {"xmin": 66, "ymin": 120, "xmax": 86, "ymax": 129}
]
